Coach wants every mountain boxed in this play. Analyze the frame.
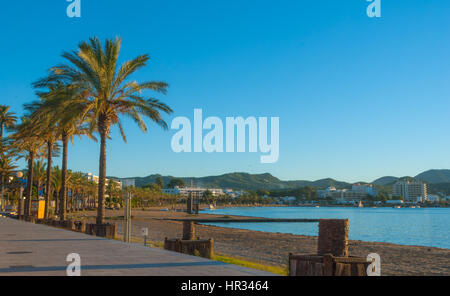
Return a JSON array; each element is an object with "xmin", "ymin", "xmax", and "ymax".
[
  {"xmin": 415, "ymin": 169, "xmax": 450, "ymax": 184},
  {"xmin": 115, "ymin": 173, "xmax": 351, "ymax": 191},
  {"xmin": 111, "ymin": 169, "xmax": 450, "ymax": 192},
  {"xmin": 372, "ymin": 176, "xmax": 399, "ymax": 186}
]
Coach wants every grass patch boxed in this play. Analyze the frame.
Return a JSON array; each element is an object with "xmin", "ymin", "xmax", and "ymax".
[{"xmin": 213, "ymin": 254, "xmax": 288, "ymax": 276}]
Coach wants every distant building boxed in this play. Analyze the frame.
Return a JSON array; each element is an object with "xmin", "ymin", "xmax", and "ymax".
[
  {"xmin": 84, "ymin": 173, "xmax": 122, "ymax": 189},
  {"xmin": 386, "ymin": 200, "xmax": 404, "ymax": 205},
  {"xmin": 317, "ymin": 187, "xmax": 338, "ymax": 198},
  {"xmin": 351, "ymin": 183, "xmax": 378, "ymax": 197},
  {"xmin": 393, "ymin": 179, "xmax": 427, "ymax": 202},
  {"xmin": 162, "ymin": 186, "xmax": 224, "ymax": 198},
  {"xmin": 120, "ymin": 178, "xmax": 136, "ymax": 188},
  {"xmin": 426, "ymin": 194, "xmax": 440, "ymax": 203},
  {"xmin": 280, "ymin": 196, "xmax": 297, "ymax": 204},
  {"xmin": 318, "ymin": 184, "xmax": 377, "ymax": 201}
]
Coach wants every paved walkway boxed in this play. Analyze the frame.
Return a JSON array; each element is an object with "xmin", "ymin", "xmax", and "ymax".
[{"xmin": 0, "ymin": 217, "xmax": 274, "ymax": 276}]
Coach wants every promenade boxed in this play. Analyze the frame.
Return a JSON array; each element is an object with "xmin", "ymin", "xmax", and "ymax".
[{"xmin": 0, "ymin": 217, "xmax": 274, "ymax": 276}]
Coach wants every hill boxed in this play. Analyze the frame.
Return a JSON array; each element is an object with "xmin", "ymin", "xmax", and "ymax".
[
  {"xmin": 415, "ymin": 169, "xmax": 450, "ymax": 184},
  {"xmin": 111, "ymin": 169, "xmax": 450, "ymax": 193},
  {"xmin": 372, "ymin": 176, "xmax": 399, "ymax": 186},
  {"xmin": 115, "ymin": 173, "xmax": 351, "ymax": 191}
]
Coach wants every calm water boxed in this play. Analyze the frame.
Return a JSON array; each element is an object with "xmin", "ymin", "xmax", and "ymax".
[{"xmin": 200, "ymin": 207, "xmax": 450, "ymax": 249}]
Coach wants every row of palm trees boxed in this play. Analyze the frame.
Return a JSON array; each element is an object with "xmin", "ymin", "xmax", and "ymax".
[{"xmin": 1, "ymin": 37, "xmax": 173, "ymax": 226}]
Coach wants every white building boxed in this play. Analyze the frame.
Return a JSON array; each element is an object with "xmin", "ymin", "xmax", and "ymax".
[
  {"xmin": 351, "ymin": 183, "xmax": 378, "ymax": 197},
  {"xmin": 120, "ymin": 178, "xmax": 136, "ymax": 188},
  {"xmin": 393, "ymin": 179, "xmax": 427, "ymax": 202},
  {"xmin": 426, "ymin": 194, "xmax": 440, "ymax": 203},
  {"xmin": 317, "ymin": 187, "xmax": 337, "ymax": 198},
  {"xmin": 318, "ymin": 184, "xmax": 378, "ymax": 201},
  {"xmin": 84, "ymin": 173, "xmax": 122, "ymax": 189},
  {"xmin": 162, "ymin": 186, "xmax": 224, "ymax": 198},
  {"xmin": 386, "ymin": 200, "xmax": 404, "ymax": 205}
]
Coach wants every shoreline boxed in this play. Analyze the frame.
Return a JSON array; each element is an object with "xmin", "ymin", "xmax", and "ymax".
[{"xmin": 71, "ymin": 208, "xmax": 450, "ymax": 276}]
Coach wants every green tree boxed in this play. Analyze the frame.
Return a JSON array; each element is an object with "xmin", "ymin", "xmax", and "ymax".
[
  {"xmin": 0, "ymin": 155, "xmax": 18, "ymax": 211},
  {"xmin": 155, "ymin": 176, "xmax": 164, "ymax": 189},
  {"xmin": 168, "ymin": 178, "xmax": 185, "ymax": 189},
  {"xmin": 0, "ymin": 105, "xmax": 17, "ymax": 140},
  {"xmin": 34, "ymin": 37, "xmax": 172, "ymax": 225}
]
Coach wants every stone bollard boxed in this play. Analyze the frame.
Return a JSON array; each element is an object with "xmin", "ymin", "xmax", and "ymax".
[
  {"xmin": 318, "ymin": 219, "xmax": 349, "ymax": 257},
  {"xmin": 182, "ymin": 221, "xmax": 196, "ymax": 240}
]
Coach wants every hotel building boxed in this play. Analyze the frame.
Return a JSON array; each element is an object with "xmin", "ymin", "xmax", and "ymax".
[
  {"xmin": 392, "ymin": 179, "xmax": 427, "ymax": 202},
  {"xmin": 84, "ymin": 173, "xmax": 123, "ymax": 189}
]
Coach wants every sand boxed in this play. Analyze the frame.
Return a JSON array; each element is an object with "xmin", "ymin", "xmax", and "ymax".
[{"xmin": 73, "ymin": 208, "xmax": 450, "ymax": 276}]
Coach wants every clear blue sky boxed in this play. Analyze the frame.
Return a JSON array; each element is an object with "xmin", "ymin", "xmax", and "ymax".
[{"xmin": 1, "ymin": 0, "xmax": 449, "ymax": 183}]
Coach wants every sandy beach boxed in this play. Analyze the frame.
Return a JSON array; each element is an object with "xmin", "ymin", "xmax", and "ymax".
[{"xmin": 73, "ymin": 208, "xmax": 450, "ymax": 276}]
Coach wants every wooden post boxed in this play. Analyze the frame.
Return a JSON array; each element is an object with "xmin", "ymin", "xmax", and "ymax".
[
  {"xmin": 323, "ymin": 254, "xmax": 334, "ymax": 276},
  {"xmin": 187, "ymin": 193, "xmax": 193, "ymax": 214}
]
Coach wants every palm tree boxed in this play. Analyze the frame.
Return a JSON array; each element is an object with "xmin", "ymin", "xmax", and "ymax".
[
  {"xmin": 0, "ymin": 155, "xmax": 18, "ymax": 211},
  {"xmin": 0, "ymin": 105, "xmax": 17, "ymax": 140},
  {"xmin": 28, "ymin": 84, "xmax": 94, "ymax": 221},
  {"xmin": 51, "ymin": 166, "xmax": 62, "ymax": 216},
  {"xmin": 33, "ymin": 160, "xmax": 46, "ymax": 200},
  {"xmin": 25, "ymin": 100, "xmax": 61, "ymax": 219},
  {"xmin": 34, "ymin": 37, "xmax": 173, "ymax": 226},
  {"xmin": 10, "ymin": 117, "xmax": 45, "ymax": 218}
]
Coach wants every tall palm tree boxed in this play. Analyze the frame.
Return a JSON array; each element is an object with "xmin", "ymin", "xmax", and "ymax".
[
  {"xmin": 25, "ymin": 100, "xmax": 61, "ymax": 219},
  {"xmin": 34, "ymin": 37, "xmax": 173, "ymax": 226},
  {"xmin": 0, "ymin": 155, "xmax": 18, "ymax": 211},
  {"xmin": 27, "ymin": 84, "xmax": 93, "ymax": 221},
  {"xmin": 10, "ymin": 117, "xmax": 44, "ymax": 218},
  {"xmin": 0, "ymin": 105, "xmax": 17, "ymax": 140}
]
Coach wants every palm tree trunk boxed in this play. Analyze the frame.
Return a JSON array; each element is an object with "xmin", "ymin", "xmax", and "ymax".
[
  {"xmin": 59, "ymin": 132, "xmax": 68, "ymax": 221},
  {"xmin": 97, "ymin": 120, "xmax": 108, "ymax": 225},
  {"xmin": 37, "ymin": 180, "xmax": 40, "ymax": 199},
  {"xmin": 54, "ymin": 189, "xmax": 58, "ymax": 215},
  {"xmin": 25, "ymin": 151, "xmax": 35, "ymax": 218},
  {"xmin": 0, "ymin": 124, "xmax": 3, "ymax": 140},
  {"xmin": 44, "ymin": 141, "xmax": 53, "ymax": 219},
  {"xmin": 1, "ymin": 175, "xmax": 5, "ymax": 212}
]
